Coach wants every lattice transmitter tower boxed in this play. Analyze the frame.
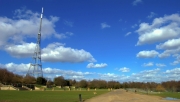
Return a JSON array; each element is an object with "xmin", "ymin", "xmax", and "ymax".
[{"xmin": 27, "ymin": 8, "xmax": 43, "ymax": 78}]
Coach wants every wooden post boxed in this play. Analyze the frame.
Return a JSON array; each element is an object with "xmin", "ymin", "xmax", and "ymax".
[{"xmin": 79, "ymin": 94, "xmax": 82, "ymax": 102}]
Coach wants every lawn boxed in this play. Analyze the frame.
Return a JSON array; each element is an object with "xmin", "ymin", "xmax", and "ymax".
[
  {"xmin": 152, "ymin": 92, "xmax": 180, "ymax": 99},
  {"xmin": 0, "ymin": 90, "xmax": 109, "ymax": 102},
  {"xmin": 127, "ymin": 88, "xmax": 180, "ymax": 99}
]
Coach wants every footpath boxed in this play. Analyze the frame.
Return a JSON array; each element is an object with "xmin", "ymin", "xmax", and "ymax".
[{"xmin": 85, "ymin": 89, "xmax": 179, "ymax": 102}]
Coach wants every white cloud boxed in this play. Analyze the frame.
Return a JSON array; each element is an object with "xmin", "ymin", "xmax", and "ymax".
[
  {"xmin": 87, "ymin": 63, "xmax": 107, "ymax": 68},
  {"xmin": 158, "ymin": 45, "xmax": 180, "ymax": 59},
  {"xmin": 54, "ymin": 32, "xmax": 73, "ymax": 39},
  {"xmin": 64, "ymin": 20, "xmax": 73, "ymax": 27},
  {"xmin": 5, "ymin": 42, "xmax": 96, "ymax": 63},
  {"xmin": 0, "ymin": 63, "xmax": 30, "ymax": 74},
  {"xmin": 170, "ymin": 55, "xmax": 180, "ymax": 65},
  {"xmin": 171, "ymin": 60, "xmax": 180, "ymax": 65},
  {"xmin": 101, "ymin": 22, "xmax": 111, "ymax": 29},
  {"xmin": 130, "ymin": 68, "xmax": 161, "ymax": 82},
  {"xmin": 5, "ymin": 42, "xmax": 36, "ymax": 58},
  {"xmin": 132, "ymin": 0, "xmax": 142, "ymax": 6},
  {"xmin": 132, "ymin": 24, "xmax": 138, "ymax": 28},
  {"xmin": 156, "ymin": 38, "xmax": 180, "ymax": 50},
  {"xmin": 98, "ymin": 73, "xmax": 121, "ymax": 81},
  {"xmin": 0, "ymin": 8, "xmax": 66, "ymax": 48},
  {"xmin": 164, "ymin": 68, "xmax": 180, "ymax": 81},
  {"xmin": 125, "ymin": 32, "xmax": 132, "ymax": 36},
  {"xmin": 136, "ymin": 50, "xmax": 159, "ymax": 58},
  {"xmin": 142, "ymin": 62, "xmax": 154, "ymax": 67},
  {"xmin": 158, "ymin": 52, "xmax": 170, "ymax": 58},
  {"xmin": 1, "ymin": 62, "xmax": 180, "ymax": 82},
  {"xmin": 119, "ymin": 67, "xmax": 130, "ymax": 72},
  {"xmin": 42, "ymin": 42, "xmax": 96, "ymax": 63},
  {"xmin": 43, "ymin": 67, "xmax": 94, "ymax": 76},
  {"xmin": 0, "ymin": 62, "xmax": 94, "ymax": 80},
  {"xmin": 156, "ymin": 63, "xmax": 166, "ymax": 67},
  {"xmin": 147, "ymin": 12, "xmax": 156, "ymax": 19},
  {"xmin": 136, "ymin": 14, "xmax": 180, "ymax": 45},
  {"xmin": 165, "ymin": 68, "xmax": 180, "ymax": 74}
]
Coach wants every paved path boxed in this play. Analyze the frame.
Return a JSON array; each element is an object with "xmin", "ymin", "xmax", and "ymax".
[{"xmin": 85, "ymin": 89, "xmax": 179, "ymax": 102}]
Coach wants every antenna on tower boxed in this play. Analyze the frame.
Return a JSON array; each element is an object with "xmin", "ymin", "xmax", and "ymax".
[{"xmin": 27, "ymin": 7, "xmax": 43, "ymax": 78}]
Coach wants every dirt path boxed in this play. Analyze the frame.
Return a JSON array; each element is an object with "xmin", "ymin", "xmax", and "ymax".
[{"xmin": 85, "ymin": 89, "xmax": 179, "ymax": 102}]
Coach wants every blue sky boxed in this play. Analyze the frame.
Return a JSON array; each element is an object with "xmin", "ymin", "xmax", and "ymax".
[{"xmin": 1, "ymin": 0, "xmax": 180, "ymax": 82}]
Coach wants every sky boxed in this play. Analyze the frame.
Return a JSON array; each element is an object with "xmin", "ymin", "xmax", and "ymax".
[{"xmin": 0, "ymin": 0, "xmax": 180, "ymax": 82}]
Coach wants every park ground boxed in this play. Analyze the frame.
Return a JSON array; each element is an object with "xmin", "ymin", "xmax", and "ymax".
[
  {"xmin": 85, "ymin": 89, "xmax": 180, "ymax": 102},
  {"xmin": 0, "ymin": 89, "xmax": 180, "ymax": 102}
]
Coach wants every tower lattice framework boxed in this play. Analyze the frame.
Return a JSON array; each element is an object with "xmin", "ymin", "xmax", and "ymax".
[{"xmin": 27, "ymin": 8, "xmax": 43, "ymax": 78}]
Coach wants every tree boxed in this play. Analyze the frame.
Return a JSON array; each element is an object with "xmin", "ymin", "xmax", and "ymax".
[
  {"xmin": 54, "ymin": 76, "xmax": 67, "ymax": 86},
  {"xmin": 79, "ymin": 80, "xmax": 88, "ymax": 88},
  {"xmin": 46, "ymin": 80, "xmax": 54, "ymax": 86},
  {"xmin": 12, "ymin": 74, "xmax": 23, "ymax": 83},
  {"xmin": 69, "ymin": 79, "xmax": 76, "ymax": 86},
  {"xmin": 156, "ymin": 84, "xmax": 165, "ymax": 92},
  {"xmin": 89, "ymin": 79, "xmax": 107, "ymax": 89},
  {"xmin": 36, "ymin": 77, "xmax": 47, "ymax": 85},
  {"xmin": 23, "ymin": 75, "xmax": 36, "ymax": 84},
  {"xmin": 0, "ymin": 68, "xmax": 14, "ymax": 84}
]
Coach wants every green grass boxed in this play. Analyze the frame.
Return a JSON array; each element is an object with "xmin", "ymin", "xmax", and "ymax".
[
  {"xmin": 128, "ymin": 88, "xmax": 180, "ymax": 99},
  {"xmin": 136, "ymin": 91, "xmax": 180, "ymax": 99},
  {"xmin": 151, "ymin": 92, "xmax": 180, "ymax": 99},
  {"xmin": 0, "ymin": 90, "xmax": 109, "ymax": 102}
]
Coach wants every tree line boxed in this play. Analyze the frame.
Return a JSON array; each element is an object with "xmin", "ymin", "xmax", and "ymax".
[{"xmin": 0, "ymin": 68, "xmax": 180, "ymax": 92}]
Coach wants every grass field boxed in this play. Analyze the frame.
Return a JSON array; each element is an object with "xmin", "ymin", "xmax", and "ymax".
[
  {"xmin": 0, "ymin": 90, "xmax": 109, "ymax": 102},
  {"xmin": 127, "ymin": 88, "xmax": 180, "ymax": 99},
  {"xmin": 139, "ymin": 91, "xmax": 180, "ymax": 99},
  {"xmin": 152, "ymin": 92, "xmax": 180, "ymax": 99}
]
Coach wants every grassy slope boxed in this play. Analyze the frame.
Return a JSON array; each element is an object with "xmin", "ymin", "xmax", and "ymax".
[{"xmin": 0, "ymin": 90, "xmax": 109, "ymax": 102}]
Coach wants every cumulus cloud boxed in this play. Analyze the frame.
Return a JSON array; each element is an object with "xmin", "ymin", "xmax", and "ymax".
[
  {"xmin": 64, "ymin": 20, "xmax": 73, "ymax": 27},
  {"xmin": 142, "ymin": 62, "xmax": 154, "ymax": 67},
  {"xmin": 41, "ymin": 42, "xmax": 96, "ymax": 63},
  {"xmin": 136, "ymin": 50, "xmax": 159, "ymax": 58},
  {"xmin": 156, "ymin": 38, "xmax": 180, "ymax": 50},
  {"xmin": 54, "ymin": 32, "xmax": 73, "ymax": 39},
  {"xmin": 170, "ymin": 55, "xmax": 180, "ymax": 65},
  {"xmin": 158, "ymin": 45, "xmax": 180, "ymax": 59},
  {"xmin": 4, "ymin": 42, "xmax": 96, "ymax": 63},
  {"xmin": 147, "ymin": 12, "xmax": 156, "ymax": 19},
  {"xmin": 130, "ymin": 68, "xmax": 161, "ymax": 82},
  {"xmin": 158, "ymin": 52, "xmax": 170, "ymax": 58},
  {"xmin": 125, "ymin": 32, "xmax": 132, "ymax": 36},
  {"xmin": 0, "ymin": 63, "xmax": 30, "ymax": 74},
  {"xmin": 1, "ymin": 62, "xmax": 180, "ymax": 82},
  {"xmin": 101, "ymin": 22, "xmax": 111, "ymax": 29},
  {"xmin": 0, "ymin": 62, "xmax": 94, "ymax": 80},
  {"xmin": 165, "ymin": 68, "xmax": 180, "ymax": 74},
  {"xmin": 132, "ymin": 0, "xmax": 142, "ymax": 6},
  {"xmin": 132, "ymin": 24, "xmax": 138, "ymax": 28},
  {"xmin": 171, "ymin": 60, "xmax": 180, "ymax": 65},
  {"xmin": 156, "ymin": 63, "xmax": 166, "ymax": 67},
  {"xmin": 98, "ymin": 73, "xmax": 121, "ymax": 81},
  {"xmin": 87, "ymin": 63, "xmax": 107, "ymax": 68},
  {"xmin": 136, "ymin": 14, "xmax": 180, "ymax": 45},
  {"xmin": 0, "ymin": 8, "xmax": 69, "ymax": 48},
  {"xmin": 5, "ymin": 42, "xmax": 36, "ymax": 58},
  {"xmin": 164, "ymin": 68, "xmax": 180, "ymax": 80},
  {"xmin": 43, "ymin": 67, "xmax": 94, "ymax": 78},
  {"xmin": 119, "ymin": 67, "xmax": 130, "ymax": 72}
]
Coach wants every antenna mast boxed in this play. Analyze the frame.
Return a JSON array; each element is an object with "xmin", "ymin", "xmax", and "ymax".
[{"xmin": 27, "ymin": 7, "xmax": 43, "ymax": 78}]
